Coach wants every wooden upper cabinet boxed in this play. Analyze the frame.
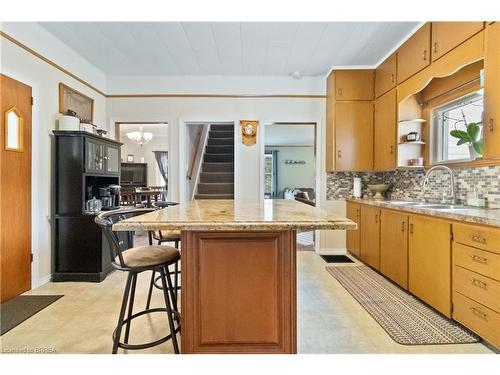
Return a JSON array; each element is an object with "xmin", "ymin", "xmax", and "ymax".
[
  {"xmin": 346, "ymin": 202, "xmax": 361, "ymax": 258},
  {"xmin": 374, "ymin": 89, "xmax": 397, "ymax": 171},
  {"xmin": 380, "ymin": 209, "xmax": 408, "ymax": 289},
  {"xmin": 483, "ymin": 22, "xmax": 500, "ymax": 159},
  {"xmin": 360, "ymin": 205, "xmax": 380, "ymax": 270},
  {"xmin": 334, "ymin": 70, "xmax": 374, "ymax": 101},
  {"xmin": 431, "ymin": 22, "xmax": 484, "ymax": 62},
  {"xmin": 335, "ymin": 102, "xmax": 374, "ymax": 171},
  {"xmin": 325, "ymin": 71, "xmax": 336, "ymax": 171},
  {"xmin": 397, "ymin": 23, "xmax": 431, "ymax": 83},
  {"xmin": 375, "ymin": 53, "xmax": 397, "ymax": 98}
]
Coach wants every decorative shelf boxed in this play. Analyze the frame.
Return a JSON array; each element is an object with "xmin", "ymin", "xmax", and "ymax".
[
  {"xmin": 398, "ymin": 141, "xmax": 426, "ymax": 145},
  {"xmin": 398, "ymin": 119, "xmax": 426, "ymax": 125}
]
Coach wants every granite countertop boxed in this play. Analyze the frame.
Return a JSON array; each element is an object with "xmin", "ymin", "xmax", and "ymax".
[
  {"xmin": 347, "ymin": 198, "xmax": 500, "ymax": 228},
  {"xmin": 113, "ymin": 199, "xmax": 357, "ymax": 232}
]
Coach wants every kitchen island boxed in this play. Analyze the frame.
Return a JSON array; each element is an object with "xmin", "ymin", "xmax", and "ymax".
[{"xmin": 113, "ymin": 199, "xmax": 355, "ymax": 354}]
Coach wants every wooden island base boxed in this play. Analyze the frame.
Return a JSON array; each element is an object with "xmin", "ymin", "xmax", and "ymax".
[{"xmin": 181, "ymin": 230, "xmax": 297, "ymax": 354}]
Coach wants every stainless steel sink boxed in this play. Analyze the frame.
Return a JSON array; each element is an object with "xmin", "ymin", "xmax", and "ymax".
[{"xmin": 385, "ymin": 201, "xmax": 496, "ymax": 211}]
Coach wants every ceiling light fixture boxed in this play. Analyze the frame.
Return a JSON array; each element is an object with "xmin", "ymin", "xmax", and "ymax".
[{"xmin": 126, "ymin": 126, "xmax": 153, "ymax": 146}]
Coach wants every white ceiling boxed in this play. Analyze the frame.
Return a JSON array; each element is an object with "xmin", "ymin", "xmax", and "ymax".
[
  {"xmin": 120, "ymin": 123, "xmax": 168, "ymax": 137},
  {"xmin": 265, "ymin": 124, "xmax": 315, "ymax": 146},
  {"xmin": 38, "ymin": 22, "xmax": 419, "ymax": 76}
]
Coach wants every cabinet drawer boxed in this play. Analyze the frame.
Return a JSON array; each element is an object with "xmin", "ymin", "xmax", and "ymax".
[
  {"xmin": 453, "ymin": 223, "xmax": 500, "ymax": 254},
  {"xmin": 453, "ymin": 265, "xmax": 500, "ymax": 312},
  {"xmin": 453, "ymin": 242, "xmax": 500, "ymax": 281},
  {"xmin": 453, "ymin": 291, "xmax": 500, "ymax": 348}
]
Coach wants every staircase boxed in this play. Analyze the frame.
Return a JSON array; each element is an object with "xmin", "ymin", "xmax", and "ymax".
[{"xmin": 194, "ymin": 124, "xmax": 234, "ymax": 199}]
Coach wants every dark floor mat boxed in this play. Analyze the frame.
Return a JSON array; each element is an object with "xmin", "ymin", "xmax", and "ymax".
[
  {"xmin": 1, "ymin": 295, "xmax": 63, "ymax": 335},
  {"xmin": 320, "ymin": 255, "xmax": 354, "ymax": 263}
]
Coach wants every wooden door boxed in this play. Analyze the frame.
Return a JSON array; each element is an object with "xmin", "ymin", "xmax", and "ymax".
[
  {"xmin": 374, "ymin": 89, "xmax": 397, "ymax": 171},
  {"xmin": 380, "ymin": 209, "xmax": 408, "ymax": 289},
  {"xmin": 397, "ymin": 23, "xmax": 431, "ymax": 83},
  {"xmin": 335, "ymin": 102, "xmax": 374, "ymax": 171},
  {"xmin": 483, "ymin": 22, "xmax": 500, "ymax": 159},
  {"xmin": 334, "ymin": 70, "xmax": 374, "ymax": 101},
  {"xmin": 360, "ymin": 205, "xmax": 380, "ymax": 270},
  {"xmin": 0, "ymin": 74, "xmax": 32, "ymax": 303},
  {"xmin": 346, "ymin": 202, "xmax": 361, "ymax": 258},
  {"xmin": 431, "ymin": 22, "xmax": 484, "ymax": 62},
  {"xmin": 408, "ymin": 215, "xmax": 452, "ymax": 317},
  {"xmin": 375, "ymin": 53, "xmax": 397, "ymax": 98}
]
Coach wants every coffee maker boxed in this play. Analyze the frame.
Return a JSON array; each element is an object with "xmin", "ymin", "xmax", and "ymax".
[{"xmin": 98, "ymin": 184, "xmax": 121, "ymax": 210}]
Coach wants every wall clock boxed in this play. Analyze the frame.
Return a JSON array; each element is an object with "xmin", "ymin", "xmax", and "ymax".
[{"xmin": 240, "ymin": 120, "xmax": 258, "ymax": 146}]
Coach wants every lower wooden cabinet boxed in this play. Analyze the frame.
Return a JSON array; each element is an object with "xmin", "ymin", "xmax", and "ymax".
[
  {"xmin": 360, "ymin": 205, "xmax": 381, "ymax": 270},
  {"xmin": 408, "ymin": 215, "xmax": 452, "ymax": 317},
  {"xmin": 346, "ymin": 202, "xmax": 361, "ymax": 258},
  {"xmin": 380, "ymin": 210, "xmax": 408, "ymax": 289}
]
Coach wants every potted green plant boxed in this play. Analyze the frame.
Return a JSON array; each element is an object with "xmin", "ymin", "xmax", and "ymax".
[{"xmin": 450, "ymin": 122, "xmax": 483, "ymax": 160}]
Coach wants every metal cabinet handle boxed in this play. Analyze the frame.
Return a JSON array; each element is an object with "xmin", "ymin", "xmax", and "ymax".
[
  {"xmin": 471, "ymin": 234, "xmax": 487, "ymax": 244},
  {"xmin": 338, "ymin": 88, "xmax": 342, "ymax": 96},
  {"xmin": 470, "ymin": 307, "xmax": 488, "ymax": 321},
  {"xmin": 375, "ymin": 214, "xmax": 378, "ymax": 224},
  {"xmin": 433, "ymin": 42, "xmax": 438, "ymax": 53},
  {"xmin": 390, "ymin": 145, "xmax": 394, "ymax": 154},
  {"xmin": 401, "ymin": 221, "xmax": 406, "ymax": 232},
  {"xmin": 390, "ymin": 73, "xmax": 395, "ymax": 83},
  {"xmin": 470, "ymin": 254, "xmax": 488, "ymax": 264},
  {"xmin": 423, "ymin": 50, "xmax": 427, "ymax": 61},
  {"xmin": 489, "ymin": 118, "xmax": 494, "ymax": 132},
  {"xmin": 356, "ymin": 208, "xmax": 360, "ymax": 218},
  {"xmin": 409, "ymin": 223, "xmax": 414, "ymax": 234},
  {"xmin": 471, "ymin": 279, "xmax": 487, "ymax": 289},
  {"xmin": 337, "ymin": 150, "xmax": 342, "ymax": 158}
]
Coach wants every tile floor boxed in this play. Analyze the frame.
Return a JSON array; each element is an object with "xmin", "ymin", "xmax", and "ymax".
[{"xmin": 0, "ymin": 251, "xmax": 493, "ymax": 354}]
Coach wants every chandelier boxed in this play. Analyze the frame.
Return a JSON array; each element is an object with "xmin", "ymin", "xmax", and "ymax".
[{"xmin": 126, "ymin": 126, "xmax": 153, "ymax": 146}]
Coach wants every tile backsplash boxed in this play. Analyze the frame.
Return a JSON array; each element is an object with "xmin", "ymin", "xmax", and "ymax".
[{"xmin": 326, "ymin": 165, "xmax": 500, "ymax": 208}]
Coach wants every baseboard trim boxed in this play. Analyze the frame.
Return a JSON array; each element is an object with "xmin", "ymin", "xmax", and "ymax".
[
  {"xmin": 32, "ymin": 274, "xmax": 52, "ymax": 289},
  {"xmin": 317, "ymin": 248, "xmax": 348, "ymax": 255}
]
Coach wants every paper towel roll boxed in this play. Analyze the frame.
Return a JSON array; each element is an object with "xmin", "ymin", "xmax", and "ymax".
[
  {"xmin": 353, "ymin": 177, "xmax": 362, "ymax": 198},
  {"xmin": 58, "ymin": 115, "xmax": 80, "ymax": 131}
]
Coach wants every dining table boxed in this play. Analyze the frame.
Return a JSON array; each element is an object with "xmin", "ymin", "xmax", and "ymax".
[{"xmin": 134, "ymin": 188, "xmax": 168, "ymax": 207}]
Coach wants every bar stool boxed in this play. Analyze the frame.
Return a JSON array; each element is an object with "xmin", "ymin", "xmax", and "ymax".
[
  {"xmin": 95, "ymin": 208, "xmax": 180, "ymax": 354},
  {"xmin": 146, "ymin": 201, "xmax": 181, "ymax": 310}
]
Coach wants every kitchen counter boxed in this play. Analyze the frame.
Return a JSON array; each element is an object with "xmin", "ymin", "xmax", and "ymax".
[
  {"xmin": 113, "ymin": 199, "xmax": 355, "ymax": 354},
  {"xmin": 113, "ymin": 199, "xmax": 356, "ymax": 232},
  {"xmin": 347, "ymin": 198, "xmax": 500, "ymax": 227}
]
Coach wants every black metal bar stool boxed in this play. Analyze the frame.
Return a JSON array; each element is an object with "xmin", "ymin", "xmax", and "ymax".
[
  {"xmin": 95, "ymin": 208, "xmax": 181, "ymax": 354},
  {"xmin": 146, "ymin": 201, "xmax": 181, "ymax": 311}
]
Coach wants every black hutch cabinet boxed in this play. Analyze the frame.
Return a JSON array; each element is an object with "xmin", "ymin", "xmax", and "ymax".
[{"xmin": 52, "ymin": 131, "xmax": 122, "ymax": 282}]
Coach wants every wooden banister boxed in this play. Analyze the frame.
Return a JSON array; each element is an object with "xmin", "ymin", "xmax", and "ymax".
[{"xmin": 187, "ymin": 130, "xmax": 203, "ymax": 180}]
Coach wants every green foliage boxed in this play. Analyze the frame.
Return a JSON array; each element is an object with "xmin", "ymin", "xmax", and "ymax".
[{"xmin": 450, "ymin": 122, "xmax": 483, "ymax": 156}]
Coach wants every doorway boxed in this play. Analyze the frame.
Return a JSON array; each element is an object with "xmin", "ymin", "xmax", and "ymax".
[
  {"xmin": 0, "ymin": 74, "xmax": 32, "ymax": 302},
  {"xmin": 263, "ymin": 122, "xmax": 317, "ymax": 248}
]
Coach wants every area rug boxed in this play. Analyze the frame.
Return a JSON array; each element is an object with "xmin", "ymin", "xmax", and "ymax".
[
  {"xmin": 0, "ymin": 295, "xmax": 63, "ymax": 335},
  {"xmin": 326, "ymin": 265, "xmax": 479, "ymax": 345}
]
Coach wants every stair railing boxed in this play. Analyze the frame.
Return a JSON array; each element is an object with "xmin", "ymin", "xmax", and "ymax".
[
  {"xmin": 187, "ymin": 129, "xmax": 203, "ymax": 180},
  {"xmin": 187, "ymin": 124, "xmax": 210, "ymax": 200}
]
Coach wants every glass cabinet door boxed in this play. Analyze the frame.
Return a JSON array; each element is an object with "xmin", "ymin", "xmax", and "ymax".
[
  {"xmin": 86, "ymin": 140, "xmax": 104, "ymax": 173},
  {"xmin": 106, "ymin": 145, "xmax": 120, "ymax": 174}
]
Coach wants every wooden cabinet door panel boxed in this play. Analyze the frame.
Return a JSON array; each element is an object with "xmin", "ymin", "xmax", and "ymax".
[
  {"xmin": 431, "ymin": 22, "xmax": 484, "ymax": 62},
  {"xmin": 374, "ymin": 89, "xmax": 397, "ymax": 171},
  {"xmin": 483, "ymin": 22, "xmax": 500, "ymax": 159},
  {"xmin": 397, "ymin": 23, "xmax": 431, "ymax": 83},
  {"xmin": 335, "ymin": 102, "xmax": 374, "ymax": 171},
  {"xmin": 375, "ymin": 53, "xmax": 397, "ymax": 98},
  {"xmin": 380, "ymin": 209, "xmax": 408, "ymax": 289},
  {"xmin": 346, "ymin": 202, "xmax": 361, "ymax": 258},
  {"xmin": 325, "ymin": 71, "xmax": 336, "ymax": 171},
  {"xmin": 408, "ymin": 215, "xmax": 452, "ymax": 317},
  {"xmin": 334, "ymin": 70, "xmax": 374, "ymax": 101},
  {"xmin": 360, "ymin": 205, "xmax": 380, "ymax": 270}
]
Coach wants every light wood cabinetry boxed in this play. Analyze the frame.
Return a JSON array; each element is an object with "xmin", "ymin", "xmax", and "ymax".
[
  {"xmin": 380, "ymin": 209, "xmax": 408, "ymax": 289},
  {"xmin": 375, "ymin": 53, "xmax": 397, "ymax": 98},
  {"xmin": 360, "ymin": 205, "xmax": 380, "ymax": 270},
  {"xmin": 335, "ymin": 102, "xmax": 374, "ymax": 171},
  {"xmin": 374, "ymin": 89, "xmax": 397, "ymax": 171},
  {"xmin": 408, "ymin": 215, "xmax": 452, "ymax": 317},
  {"xmin": 483, "ymin": 22, "xmax": 500, "ymax": 159},
  {"xmin": 397, "ymin": 23, "xmax": 431, "ymax": 83},
  {"xmin": 431, "ymin": 22, "xmax": 484, "ymax": 62},
  {"xmin": 346, "ymin": 201, "xmax": 361, "ymax": 258},
  {"xmin": 334, "ymin": 70, "xmax": 374, "ymax": 101},
  {"xmin": 325, "ymin": 72, "xmax": 336, "ymax": 171}
]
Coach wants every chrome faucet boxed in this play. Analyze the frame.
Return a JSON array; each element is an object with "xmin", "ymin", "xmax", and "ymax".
[{"xmin": 422, "ymin": 165, "xmax": 456, "ymax": 204}]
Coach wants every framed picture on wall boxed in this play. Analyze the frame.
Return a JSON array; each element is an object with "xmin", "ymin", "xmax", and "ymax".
[
  {"xmin": 58, "ymin": 83, "xmax": 94, "ymax": 122},
  {"xmin": 127, "ymin": 154, "xmax": 134, "ymax": 162}
]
